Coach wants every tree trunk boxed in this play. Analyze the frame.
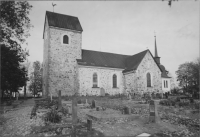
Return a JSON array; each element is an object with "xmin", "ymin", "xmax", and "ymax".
[
  {"xmin": 24, "ymin": 83, "xmax": 26, "ymax": 99},
  {"xmin": 10, "ymin": 91, "xmax": 12, "ymax": 100}
]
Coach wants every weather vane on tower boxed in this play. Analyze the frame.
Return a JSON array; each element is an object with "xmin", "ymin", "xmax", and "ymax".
[{"xmin": 52, "ymin": 3, "xmax": 57, "ymax": 12}]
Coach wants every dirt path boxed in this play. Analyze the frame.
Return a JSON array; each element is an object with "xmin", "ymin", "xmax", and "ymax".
[{"xmin": 0, "ymin": 99, "xmax": 44, "ymax": 137}]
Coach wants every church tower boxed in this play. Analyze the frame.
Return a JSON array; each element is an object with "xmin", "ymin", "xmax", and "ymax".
[
  {"xmin": 43, "ymin": 11, "xmax": 83, "ymax": 97},
  {"xmin": 153, "ymin": 35, "xmax": 171, "ymax": 92},
  {"xmin": 154, "ymin": 35, "xmax": 161, "ymax": 64}
]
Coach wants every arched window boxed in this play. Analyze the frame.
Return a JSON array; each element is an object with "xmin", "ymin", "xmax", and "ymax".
[
  {"xmin": 93, "ymin": 73, "xmax": 98, "ymax": 88},
  {"xmin": 147, "ymin": 73, "xmax": 151, "ymax": 87},
  {"xmin": 113, "ymin": 74, "xmax": 117, "ymax": 88},
  {"xmin": 63, "ymin": 35, "xmax": 69, "ymax": 44}
]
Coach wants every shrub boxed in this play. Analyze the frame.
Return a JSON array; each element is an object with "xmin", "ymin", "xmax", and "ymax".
[
  {"xmin": 189, "ymin": 98, "xmax": 194, "ymax": 103},
  {"xmin": 159, "ymin": 99, "xmax": 176, "ymax": 106},
  {"xmin": 176, "ymin": 97, "xmax": 180, "ymax": 102},
  {"xmin": 77, "ymin": 99, "xmax": 82, "ymax": 104},
  {"xmin": 43, "ymin": 109, "xmax": 62, "ymax": 123},
  {"xmin": 178, "ymin": 102, "xmax": 190, "ymax": 107},
  {"xmin": 144, "ymin": 94, "xmax": 151, "ymax": 103},
  {"xmin": 133, "ymin": 93, "xmax": 143, "ymax": 100},
  {"xmin": 193, "ymin": 102, "xmax": 200, "ymax": 110},
  {"xmin": 105, "ymin": 93, "xmax": 110, "ymax": 96},
  {"xmin": 6, "ymin": 100, "xmax": 12, "ymax": 106},
  {"xmin": 58, "ymin": 107, "xmax": 69, "ymax": 116},
  {"xmin": 155, "ymin": 93, "xmax": 162, "ymax": 99}
]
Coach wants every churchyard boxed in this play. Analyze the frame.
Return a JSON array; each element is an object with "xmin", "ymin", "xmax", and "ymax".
[{"xmin": 0, "ymin": 92, "xmax": 199, "ymax": 137}]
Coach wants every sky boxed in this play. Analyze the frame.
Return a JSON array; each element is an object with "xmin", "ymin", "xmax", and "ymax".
[{"xmin": 25, "ymin": 0, "xmax": 199, "ymax": 80}]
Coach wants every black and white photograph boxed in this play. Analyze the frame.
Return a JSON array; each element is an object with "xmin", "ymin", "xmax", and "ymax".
[{"xmin": 0, "ymin": 0, "xmax": 199, "ymax": 137}]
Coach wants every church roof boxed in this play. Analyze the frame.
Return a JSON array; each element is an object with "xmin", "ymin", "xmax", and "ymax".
[
  {"xmin": 123, "ymin": 50, "xmax": 149, "ymax": 73},
  {"xmin": 45, "ymin": 11, "xmax": 83, "ymax": 32},
  {"xmin": 160, "ymin": 65, "xmax": 171, "ymax": 78},
  {"xmin": 77, "ymin": 50, "xmax": 129, "ymax": 69},
  {"xmin": 77, "ymin": 49, "xmax": 162, "ymax": 73}
]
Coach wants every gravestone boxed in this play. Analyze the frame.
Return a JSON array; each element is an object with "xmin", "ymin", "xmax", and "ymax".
[
  {"xmin": 85, "ymin": 99, "xmax": 88, "ymax": 104},
  {"xmin": 96, "ymin": 106, "xmax": 99, "ymax": 111},
  {"xmin": 137, "ymin": 133, "xmax": 151, "ymax": 137},
  {"xmin": 58, "ymin": 90, "xmax": 62, "ymax": 110},
  {"xmin": 124, "ymin": 106, "xmax": 130, "ymax": 114},
  {"xmin": 149, "ymin": 100, "xmax": 158, "ymax": 123},
  {"xmin": 100, "ymin": 88, "xmax": 105, "ymax": 96},
  {"xmin": 91, "ymin": 100, "xmax": 96, "ymax": 109},
  {"xmin": 87, "ymin": 119, "xmax": 92, "ymax": 131}
]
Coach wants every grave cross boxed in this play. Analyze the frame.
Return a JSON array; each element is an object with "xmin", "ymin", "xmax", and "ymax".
[
  {"xmin": 72, "ymin": 93, "xmax": 78, "ymax": 137},
  {"xmin": 58, "ymin": 90, "xmax": 62, "ymax": 110}
]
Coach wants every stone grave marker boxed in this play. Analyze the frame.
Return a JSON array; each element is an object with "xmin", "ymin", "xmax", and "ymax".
[
  {"xmin": 87, "ymin": 119, "xmax": 92, "ymax": 131},
  {"xmin": 91, "ymin": 100, "xmax": 96, "ymax": 109},
  {"xmin": 96, "ymin": 106, "xmax": 100, "ymax": 111},
  {"xmin": 149, "ymin": 100, "xmax": 158, "ymax": 123},
  {"xmin": 100, "ymin": 88, "xmax": 105, "ymax": 96},
  {"xmin": 136, "ymin": 133, "xmax": 151, "ymax": 137},
  {"xmin": 123, "ymin": 106, "xmax": 130, "ymax": 115}
]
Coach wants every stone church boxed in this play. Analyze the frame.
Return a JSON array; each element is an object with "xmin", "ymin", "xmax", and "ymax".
[{"xmin": 42, "ymin": 11, "xmax": 171, "ymax": 97}]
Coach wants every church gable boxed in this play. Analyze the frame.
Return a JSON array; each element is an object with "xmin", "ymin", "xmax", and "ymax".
[
  {"xmin": 135, "ymin": 50, "xmax": 162, "ymax": 92},
  {"xmin": 137, "ymin": 50, "xmax": 161, "ymax": 74}
]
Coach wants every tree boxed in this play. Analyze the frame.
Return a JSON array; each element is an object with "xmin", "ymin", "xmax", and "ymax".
[
  {"xmin": 176, "ymin": 59, "xmax": 199, "ymax": 96},
  {"xmin": 0, "ymin": 1, "xmax": 32, "ymax": 100},
  {"xmin": 1, "ymin": 45, "xmax": 28, "ymax": 98},
  {"xmin": 168, "ymin": 72, "xmax": 177, "ymax": 90},
  {"xmin": 21, "ymin": 60, "xmax": 31, "ymax": 98},
  {"xmin": 29, "ymin": 61, "xmax": 43, "ymax": 97}
]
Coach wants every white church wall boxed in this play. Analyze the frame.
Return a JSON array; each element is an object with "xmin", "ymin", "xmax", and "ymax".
[
  {"xmin": 162, "ymin": 78, "xmax": 171, "ymax": 92},
  {"xmin": 78, "ymin": 66, "xmax": 124, "ymax": 96}
]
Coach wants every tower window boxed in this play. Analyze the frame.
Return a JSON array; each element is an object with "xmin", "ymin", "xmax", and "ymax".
[
  {"xmin": 93, "ymin": 73, "xmax": 98, "ymax": 88},
  {"xmin": 147, "ymin": 73, "xmax": 151, "ymax": 87},
  {"xmin": 113, "ymin": 74, "xmax": 117, "ymax": 88},
  {"xmin": 63, "ymin": 35, "xmax": 69, "ymax": 44}
]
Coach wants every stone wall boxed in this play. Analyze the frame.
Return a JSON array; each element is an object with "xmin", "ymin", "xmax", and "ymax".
[
  {"xmin": 124, "ymin": 72, "xmax": 137, "ymax": 92},
  {"xmin": 124, "ymin": 51, "xmax": 162, "ymax": 94},
  {"xmin": 78, "ymin": 66, "xmax": 124, "ymax": 96},
  {"xmin": 46, "ymin": 26, "xmax": 82, "ymax": 96},
  {"xmin": 136, "ymin": 51, "xmax": 162, "ymax": 93},
  {"xmin": 43, "ymin": 16, "xmax": 50, "ymax": 97}
]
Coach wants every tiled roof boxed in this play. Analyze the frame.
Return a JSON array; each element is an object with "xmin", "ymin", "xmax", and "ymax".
[
  {"xmin": 46, "ymin": 11, "xmax": 83, "ymax": 32},
  {"xmin": 77, "ymin": 49, "xmax": 162, "ymax": 74},
  {"xmin": 77, "ymin": 50, "xmax": 130, "ymax": 69},
  {"xmin": 123, "ymin": 50, "xmax": 148, "ymax": 73}
]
